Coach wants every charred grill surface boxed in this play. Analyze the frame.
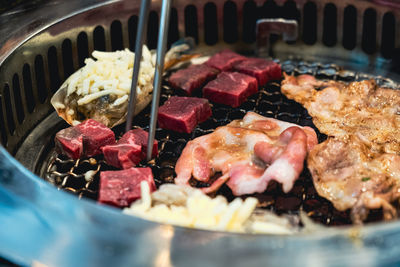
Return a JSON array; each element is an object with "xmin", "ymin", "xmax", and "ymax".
[{"xmin": 43, "ymin": 60, "xmax": 399, "ymax": 226}]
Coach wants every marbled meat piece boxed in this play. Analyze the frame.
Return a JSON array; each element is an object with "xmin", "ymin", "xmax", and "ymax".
[
  {"xmin": 55, "ymin": 126, "xmax": 83, "ymax": 159},
  {"xmin": 102, "ymin": 144, "xmax": 142, "ymax": 169},
  {"xmin": 168, "ymin": 64, "xmax": 219, "ymax": 95},
  {"xmin": 119, "ymin": 128, "xmax": 158, "ymax": 159},
  {"xmin": 102, "ymin": 129, "xmax": 158, "ymax": 169},
  {"xmin": 203, "ymin": 72, "xmax": 258, "ymax": 107},
  {"xmin": 99, "ymin": 167, "xmax": 156, "ymax": 207},
  {"xmin": 175, "ymin": 112, "xmax": 318, "ymax": 195},
  {"xmin": 308, "ymin": 137, "xmax": 400, "ymax": 224},
  {"xmin": 55, "ymin": 119, "xmax": 115, "ymax": 159},
  {"xmin": 158, "ymin": 96, "xmax": 212, "ymax": 133},
  {"xmin": 76, "ymin": 119, "xmax": 116, "ymax": 157},
  {"xmin": 282, "ymin": 74, "xmax": 400, "ymax": 223},
  {"xmin": 205, "ymin": 49, "xmax": 246, "ymax": 71},
  {"xmin": 233, "ymin": 58, "xmax": 281, "ymax": 86}
]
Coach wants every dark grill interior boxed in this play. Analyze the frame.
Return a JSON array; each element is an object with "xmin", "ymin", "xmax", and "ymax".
[{"xmin": 41, "ymin": 59, "xmax": 399, "ymax": 226}]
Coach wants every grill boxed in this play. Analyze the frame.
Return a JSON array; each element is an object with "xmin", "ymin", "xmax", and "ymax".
[
  {"xmin": 39, "ymin": 60, "xmax": 398, "ymax": 226},
  {"xmin": 2, "ymin": 0, "xmax": 400, "ymax": 266}
]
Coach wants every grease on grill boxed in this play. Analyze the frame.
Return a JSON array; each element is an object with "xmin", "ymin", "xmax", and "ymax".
[{"xmin": 45, "ymin": 60, "xmax": 390, "ymax": 226}]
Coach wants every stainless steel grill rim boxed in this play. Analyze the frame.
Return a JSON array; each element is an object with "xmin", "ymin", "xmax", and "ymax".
[{"xmin": 2, "ymin": 0, "xmax": 400, "ymax": 266}]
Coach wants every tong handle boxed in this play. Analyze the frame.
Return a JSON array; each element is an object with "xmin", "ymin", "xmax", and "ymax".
[
  {"xmin": 125, "ymin": 0, "xmax": 151, "ymax": 132},
  {"xmin": 146, "ymin": 0, "xmax": 172, "ymax": 161}
]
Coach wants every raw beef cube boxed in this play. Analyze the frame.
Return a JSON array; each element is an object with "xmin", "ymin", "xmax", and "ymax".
[
  {"xmin": 169, "ymin": 64, "xmax": 219, "ymax": 95},
  {"xmin": 203, "ymin": 72, "xmax": 258, "ymax": 107},
  {"xmin": 119, "ymin": 129, "xmax": 158, "ymax": 158},
  {"xmin": 55, "ymin": 127, "xmax": 83, "ymax": 160},
  {"xmin": 233, "ymin": 58, "xmax": 282, "ymax": 86},
  {"xmin": 99, "ymin": 167, "xmax": 156, "ymax": 207},
  {"xmin": 205, "ymin": 49, "xmax": 246, "ymax": 71},
  {"xmin": 102, "ymin": 128, "xmax": 158, "ymax": 169},
  {"xmin": 55, "ymin": 119, "xmax": 115, "ymax": 159},
  {"xmin": 102, "ymin": 144, "xmax": 142, "ymax": 169},
  {"xmin": 76, "ymin": 119, "xmax": 116, "ymax": 157},
  {"xmin": 158, "ymin": 96, "xmax": 212, "ymax": 133}
]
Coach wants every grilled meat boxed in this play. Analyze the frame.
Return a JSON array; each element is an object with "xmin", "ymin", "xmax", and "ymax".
[
  {"xmin": 174, "ymin": 112, "xmax": 318, "ymax": 195},
  {"xmin": 282, "ymin": 74, "xmax": 400, "ymax": 222},
  {"xmin": 282, "ymin": 74, "xmax": 400, "ymax": 153}
]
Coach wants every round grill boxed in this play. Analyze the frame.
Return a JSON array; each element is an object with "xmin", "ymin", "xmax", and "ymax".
[{"xmin": 2, "ymin": 0, "xmax": 400, "ymax": 266}]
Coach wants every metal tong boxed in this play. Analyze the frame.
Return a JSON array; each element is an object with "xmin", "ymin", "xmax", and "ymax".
[{"xmin": 125, "ymin": 0, "xmax": 172, "ymax": 161}]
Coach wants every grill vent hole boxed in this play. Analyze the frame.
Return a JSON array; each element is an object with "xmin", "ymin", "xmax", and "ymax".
[
  {"xmin": 260, "ymin": 0, "xmax": 280, "ymax": 44},
  {"xmin": 204, "ymin": 2, "xmax": 218, "ymax": 45},
  {"xmin": 0, "ymin": 92, "xmax": 6, "ymax": 145},
  {"xmin": 184, "ymin": 5, "xmax": 199, "ymax": 44},
  {"xmin": 362, "ymin": 8, "xmax": 377, "ymax": 54},
  {"xmin": 111, "ymin": 20, "xmax": 124, "ymax": 51},
  {"xmin": 147, "ymin": 11, "xmax": 159, "ymax": 49},
  {"xmin": 22, "ymin": 64, "xmax": 35, "ymax": 113},
  {"xmin": 12, "ymin": 74, "xmax": 24, "ymax": 123},
  {"xmin": 322, "ymin": 3, "xmax": 337, "ymax": 47},
  {"xmin": 242, "ymin": 0, "xmax": 257, "ymax": 43},
  {"xmin": 3, "ymin": 84, "xmax": 15, "ymax": 135},
  {"xmin": 342, "ymin": 5, "xmax": 357, "ymax": 50},
  {"xmin": 93, "ymin": 26, "xmax": 106, "ymax": 51},
  {"xmin": 62, "ymin": 39, "xmax": 74, "ymax": 79},
  {"xmin": 282, "ymin": 0, "xmax": 300, "ymax": 44},
  {"xmin": 302, "ymin": 1, "xmax": 317, "ymax": 45},
  {"xmin": 223, "ymin": 1, "xmax": 238, "ymax": 44},
  {"xmin": 34, "ymin": 55, "xmax": 47, "ymax": 103},
  {"xmin": 260, "ymin": 0, "xmax": 280, "ymax": 18},
  {"xmin": 128, "ymin": 15, "xmax": 138, "ymax": 51},
  {"xmin": 168, "ymin": 8, "xmax": 179, "ymax": 48},
  {"xmin": 48, "ymin": 46, "xmax": 61, "ymax": 93},
  {"xmin": 381, "ymin": 12, "xmax": 395, "ymax": 59},
  {"xmin": 282, "ymin": 0, "xmax": 300, "ymax": 21},
  {"xmin": 77, "ymin": 32, "xmax": 89, "ymax": 67}
]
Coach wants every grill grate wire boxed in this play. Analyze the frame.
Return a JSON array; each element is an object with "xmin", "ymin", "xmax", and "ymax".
[{"xmin": 43, "ymin": 59, "xmax": 399, "ymax": 226}]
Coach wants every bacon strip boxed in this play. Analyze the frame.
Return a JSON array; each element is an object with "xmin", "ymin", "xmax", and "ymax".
[{"xmin": 174, "ymin": 112, "xmax": 317, "ymax": 195}]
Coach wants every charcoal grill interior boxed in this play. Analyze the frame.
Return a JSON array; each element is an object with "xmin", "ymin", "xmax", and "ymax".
[{"xmin": 2, "ymin": 0, "xmax": 400, "ymax": 266}]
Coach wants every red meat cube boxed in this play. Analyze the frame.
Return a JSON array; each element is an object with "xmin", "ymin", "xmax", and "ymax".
[
  {"xmin": 119, "ymin": 129, "xmax": 158, "ymax": 159},
  {"xmin": 233, "ymin": 58, "xmax": 282, "ymax": 86},
  {"xmin": 205, "ymin": 49, "xmax": 246, "ymax": 71},
  {"xmin": 99, "ymin": 167, "xmax": 156, "ymax": 207},
  {"xmin": 55, "ymin": 127, "xmax": 83, "ymax": 159},
  {"xmin": 55, "ymin": 119, "xmax": 115, "ymax": 159},
  {"xmin": 203, "ymin": 72, "xmax": 258, "ymax": 107},
  {"xmin": 102, "ymin": 144, "xmax": 142, "ymax": 169},
  {"xmin": 158, "ymin": 96, "xmax": 212, "ymax": 133},
  {"xmin": 102, "ymin": 128, "xmax": 158, "ymax": 169},
  {"xmin": 169, "ymin": 64, "xmax": 220, "ymax": 95},
  {"xmin": 76, "ymin": 119, "xmax": 116, "ymax": 157}
]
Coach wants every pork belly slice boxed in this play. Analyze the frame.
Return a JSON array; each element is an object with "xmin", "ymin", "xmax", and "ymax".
[
  {"xmin": 233, "ymin": 58, "xmax": 281, "ymax": 86},
  {"xmin": 158, "ymin": 96, "xmax": 212, "ymax": 133},
  {"xmin": 99, "ymin": 167, "xmax": 156, "ymax": 207},
  {"xmin": 308, "ymin": 137, "xmax": 400, "ymax": 223},
  {"xmin": 168, "ymin": 64, "xmax": 220, "ymax": 95},
  {"xmin": 203, "ymin": 72, "xmax": 258, "ymax": 107},
  {"xmin": 175, "ymin": 112, "xmax": 318, "ymax": 195},
  {"xmin": 102, "ymin": 129, "xmax": 158, "ymax": 169},
  {"xmin": 282, "ymin": 74, "xmax": 400, "ymax": 222},
  {"xmin": 55, "ymin": 119, "xmax": 115, "ymax": 159},
  {"xmin": 205, "ymin": 49, "xmax": 246, "ymax": 71}
]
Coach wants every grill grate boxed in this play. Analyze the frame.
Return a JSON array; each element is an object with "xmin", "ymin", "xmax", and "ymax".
[{"xmin": 44, "ymin": 59, "xmax": 399, "ymax": 226}]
